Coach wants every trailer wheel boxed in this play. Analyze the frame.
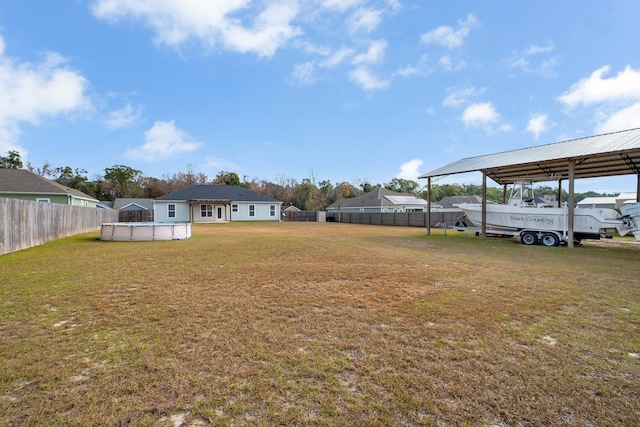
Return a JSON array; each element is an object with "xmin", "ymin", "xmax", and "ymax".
[
  {"xmin": 540, "ymin": 232, "xmax": 560, "ymax": 247},
  {"xmin": 454, "ymin": 216, "xmax": 467, "ymax": 231},
  {"xmin": 520, "ymin": 231, "xmax": 538, "ymax": 245}
]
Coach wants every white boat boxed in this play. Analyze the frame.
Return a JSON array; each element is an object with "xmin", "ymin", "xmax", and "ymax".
[
  {"xmin": 456, "ymin": 182, "xmax": 640, "ymax": 246},
  {"xmin": 620, "ymin": 202, "xmax": 640, "ymax": 241}
]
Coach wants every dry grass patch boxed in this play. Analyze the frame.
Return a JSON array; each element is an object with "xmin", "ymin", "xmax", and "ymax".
[{"xmin": 1, "ymin": 222, "xmax": 639, "ymax": 426}]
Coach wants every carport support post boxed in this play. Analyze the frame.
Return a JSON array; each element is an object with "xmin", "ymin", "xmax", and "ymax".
[
  {"xmin": 426, "ymin": 177, "xmax": 431, "ymax": 235},
  {"xmin": 567, "ymin": 160, "xmax": 576, "ymax": 248},
  {"xmin": 481, "ymin": 172, "xmax": 487, "ymax": 238}
]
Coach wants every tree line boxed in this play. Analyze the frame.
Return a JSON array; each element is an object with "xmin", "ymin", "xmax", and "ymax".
[{"xmin": 1, "ymin": 150, "xmax": 618, "ymax": 210}]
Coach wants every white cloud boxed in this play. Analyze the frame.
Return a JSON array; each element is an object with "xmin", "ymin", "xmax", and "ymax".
[
  {"xmin": 204, "ymin": 156, "xmax": 239, "ymax": 171},
  {"xmin": 91, "ymin": 0, "xmax": 302, "ymax": 58},
  {"xmin": 462, "ymin": 102, "xmax": 499, "ymax": 125},
  {"xmin": 394, "ymin": 54, "xmax": 430, "ymax": 78},
  {"xmin": 319, "ymin": 47, "xmax": 354, "ymax": 67},
  {"xmin": 420, "ymin": 13, "xmax": 477, "ymax": 49},
  {"xmin": 125, "ymin": 121, "xmax": 202, "ymax": 161},
  {"xmin": 558, "ymin": 65, "xmax": 640, "ymax": 106},
  {"xmin": 352, "ymin": 39, "xmax": 387, "ymax": 65},
  {"xmin": 497, "ymin": 123, "xmax": 514, "ymax": 133},
  {"xmin": 397, "ymin": 159, "xmax": 423, "ymax": 181},
  {"xmin": 394, "ymin": 65, "xmax": 418, "ymax": 78},
  {"xmin": 558, "ymin": 65, "xmax": 640, "ymax": 133},
  {"xmin": 105, "ymin": 103, "xmax": 143, "ymax": 129},
  {"xmin": 462, "ymin": 102, "xmax": 512, "ymax": 133},
  {"xmin": 384, "ymin": 0, "xmax": 401, "ymax": 12},
  {"xmin": 526, "ymin": 113, "xmax": 549, "ymax": 140},
  {"xmin": 321, "ymin": 0, "xmax": 363, "ymax": 12},
  {"xmin": 347, "ymin": 8, "xmax": 382, "ymax": 33},
  {"xmin": 596, "ymin": 102, "xmax": 640, "ymax": 134},
  {"xmin": 348, "ymin": 66, "xmax": 389, "ymax": 90},
  {"xmin": 437, "ymin": 55, "xmax": 466, "ymax": 72},
  {"xmin": 507, "ymin": 40, "xmax": 557, "ymax": 76},
  {"xmin": 442, "ymin": 86, "xmax": 485, "ymax": 108},
  {"xmin": 287, "ymin": 61, "xmax": 317, "ymax": 85},
  {"xmin": 0, "ymin": 34, "xmax": 90, "ymax": 155},
  {"xmin": 287, "ymin": 46, "xmax": 354, "ymax": 85},
  {"xmin": 523, "ymin": 40, "xmax": 555, "ymax": 55}
]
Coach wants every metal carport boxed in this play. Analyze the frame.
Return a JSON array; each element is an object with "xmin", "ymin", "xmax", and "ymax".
[{"xmin": 418, "ymin": 127, "xmax": 640, "ymax": 248}]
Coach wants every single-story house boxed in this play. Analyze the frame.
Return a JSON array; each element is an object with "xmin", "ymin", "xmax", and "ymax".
[
  {"xmin": 327, "ymin": 188, "xmax": 437, "ymax": 213},
  {"xmin": 154, "ymin": 185, "xmax": 282, "ymax": 223},
  {"xmin": 577, "ymin": 192, "xmax": 638, "ymax": 210},
  {"xmin": 0, "ymin": 168, "xmax": 98, "ymax": 207}
]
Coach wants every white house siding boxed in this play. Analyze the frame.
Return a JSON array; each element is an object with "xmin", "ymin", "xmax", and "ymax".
[
  {"xmin": 231, "ymin": 202, "xmax": 280, "ymax": 221},
  {"xmin": 154, "ymin": 201, "xmax": 191, "ymax": 222},
  {"xmin": 153, "ymin": 201, "xmax": 280, "ymax": 222}
]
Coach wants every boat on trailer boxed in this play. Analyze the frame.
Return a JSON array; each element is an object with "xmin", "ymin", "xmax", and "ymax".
[{"xmin": 455, "ymin": 181, "xmax": 640, "ymax": 246}]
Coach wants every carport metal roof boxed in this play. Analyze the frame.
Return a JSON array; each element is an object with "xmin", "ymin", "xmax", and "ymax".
[{"xmin": 418, "ymin": 128, "xmax": 640, "ymax": 185}]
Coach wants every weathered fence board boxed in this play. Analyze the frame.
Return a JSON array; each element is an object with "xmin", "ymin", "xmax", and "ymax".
[{"xmin": 0, "ymin": 198, "xmax": 118, "ymax": 255}]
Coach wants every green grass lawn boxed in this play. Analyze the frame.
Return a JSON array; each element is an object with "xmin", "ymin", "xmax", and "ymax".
[{"xmin": 1, "ymin": 222, "xmax": 639, "ymax": 426}]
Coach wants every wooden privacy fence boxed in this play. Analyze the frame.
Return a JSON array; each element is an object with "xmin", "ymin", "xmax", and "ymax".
[
  {"xmin": 118, "ymin": 210, "xmax": 154, "ymax": 223},
  {"xmin": 0, "ymin": 198, "xmax": 118, "ymax": 255},
  {"xmin": 325, "ymin": 211, "xmax": 462, "ymax": 227},
  {"xmin": 282, "ymin": 211, "xmax": 327, "ymax": 222}
]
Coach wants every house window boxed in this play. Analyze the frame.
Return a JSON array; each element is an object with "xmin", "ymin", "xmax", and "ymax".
[
  {"xmin": 270, "ymin": 205, "xmax": 276, "ymax": 217},
  {"xmin": 232, "ymin": 204, "xmax": 238, "ymax": 212},
  {"xmin": 249, "ymin": 205, "xmax": 255, "ymax": 217},
  {"xmin": 36, "ymin": 198, "xmax": 50, "ymax": 203},
  {"xmin": 201, "ymin": 205, "xmax": 213, "ymax": 217},
  {"xmin": 168, "ymin": 204, "xmax": 176, "ymax": 218}
]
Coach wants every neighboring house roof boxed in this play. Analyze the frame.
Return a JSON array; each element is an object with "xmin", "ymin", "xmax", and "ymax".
[
  {"xmin": 156, "ymin": 185, "xmax": 281, "ymax": 203},
  {"xmin": 617, "ymin": 192, "xmax": 637, "ymax": 201},
  {"xmin": 577, "ymin": 193, "xmax": 637, "ymax": 209},
  {"xmin": 0, "ymin": 168, "xmax": 98, "ymax": 202},
  {"xmin": 97, "ymin": 201, "xmax": 115, "ymax": 209},
  {"xmin": 112, "ymin": 198, "xmax": 154, "ymax": 211},
  {"xmin": 577, "ymin": 196, "xmax": 618, "ymax": 206},
  {"xmin": 437, "ymin": 195, "xmax": 484, "ymax": 208},
  {"xmin": 328, "ymin": 188, "xmax": 427, "ymax": 209},
  {"xmin": 283, "ymin": 205, "xmax": 301, "ymax": 212}
]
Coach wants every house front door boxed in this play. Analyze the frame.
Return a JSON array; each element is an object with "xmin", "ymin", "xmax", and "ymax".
[{"xmin": 217, "ymin": 207, "xmax": 223, "ymax": 219}]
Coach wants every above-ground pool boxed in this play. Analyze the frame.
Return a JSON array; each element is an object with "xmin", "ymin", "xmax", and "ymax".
[{"xmin": 100, "ymin": 222, "xmax": 192, "ymax": 241}]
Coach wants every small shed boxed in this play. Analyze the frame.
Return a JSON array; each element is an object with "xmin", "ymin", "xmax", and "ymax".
[{"xmin": 113, "ymin": 198, "xmax": 154, "ymax": 222}]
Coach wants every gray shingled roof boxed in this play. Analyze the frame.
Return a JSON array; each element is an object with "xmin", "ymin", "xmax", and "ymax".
[
  {"xmin": 113, "ymin": 198, "xmax": 154, "ymax": 211},
  {"xmin": 0, "ymin": 168, "xmax": 98, "ymax": 201},
  {"xmin": 419, "ymin": 127, "xmax": 640, "ymax": 185},
  {"xmin": 437, "ymin": 195, "xmax": 484, "ymax": 209},
  {"xmin": 328, "ymin": 188, "xmax": 427, "ymax": 209},
  {"xmin": 156, "ymin": 185, "xmax": 281, "ymax": 203}
]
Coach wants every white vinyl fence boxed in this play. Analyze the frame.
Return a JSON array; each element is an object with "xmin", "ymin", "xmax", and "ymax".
[{"xmin": 0, "ymin": 198, "xmax": 118, "ymax": 255}]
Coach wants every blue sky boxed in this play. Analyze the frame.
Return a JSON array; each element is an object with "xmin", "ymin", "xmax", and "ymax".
[{"xmin": 1, "ymin": 1, "xmax": 640, "ymax": 193}]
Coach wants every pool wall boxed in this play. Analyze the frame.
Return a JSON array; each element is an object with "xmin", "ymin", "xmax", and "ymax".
[{"xmin": 100, "ymin": 222, "xmax": 192, "ymax": 241}]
